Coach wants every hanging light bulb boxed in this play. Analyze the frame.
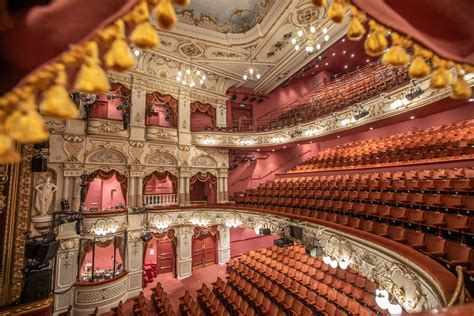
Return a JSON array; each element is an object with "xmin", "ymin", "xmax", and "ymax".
[
  {"xmin": 297, "ymin": 30, "xmax": 304, "ymax": 37},
  {"xmin": 176, "ymin": 63, "xmax": 206, "ymax": 88},
  {"xmin": 249, "ymin": 68, "xmax": 254, "ymax": 75},
  {"xmin": 295, "ymin": 44, "xmax": 300, "ymax": 51},
  {"xmin": 324, "ymin": 35, "xmax": 330, "ymax": 41},
  {"xmin": 310, "ymin": 26, "xmax": 316, "ymax": 33},
  {"xmin": 256, "ymin": 73, "xmax": 261, "ymax": 79},
  {"xmin": 316, "ymin": 44, "xmax": 321, "ymax": 50},
  {"xmin": 323, "ymin": 256, "xmax": 332, "ymax": 264},
  {"xmin": 196, "ymin": 70, "xmax": 201, "ymax": 76},
  {"xmin": 323, "ymin": 27, "xmax": 328, "ymax": 34},
  {"xmin": 243, "ymin": 74, "xmax": 248, "ymax": 80},
  {"xmin": 291, "ymin": 38, "xmax": 297, "ymax": 44}
]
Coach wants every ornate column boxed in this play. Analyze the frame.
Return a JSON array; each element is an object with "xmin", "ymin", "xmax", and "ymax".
[
  {"xmin": 129, "ymin": 76, "xmax": 146, "ymax": 141},
  {"xmin": 176, "ymin": 226, "xmax": 193, "ymax": 279},
  {"xmin": 217, "ymin": 225, "xmax": 231, "ymax": 264},
  {"xmin": 128, "ymin": 175, "xmax": 136, "ymax": 208},
  {"xmin": 136, "ymin": 176, "xmax": 144, "ymax": 207},
  {"xmin": 62, "ymin": 176, "xmax": 70, "ymax": 202},
  {"xmin": 127, "ymin": 213, "xmax": 146, "ymax": 297},
  {"xmin": 178, "ymin": 167, "xmax": 191, "ymax": 206},
  {"xmin": 216, "ymin": 98, "xmax": 227, "ymax": 128},
  {"xmin": 217, "ymin": 176, "xmax": 224, "ymax": 203},
  {"xmin": 53, "ymin": 222, "xmax": 80, "ymax": 315},
  {"xmin": 178, "ymin": 89, "xmax": 191, "ymax": 146},
  {"xmin": 130, "ymin": 167, "xmax": 144, "ymax": 208},
  {"xmin": 71, "ymin": 176, "xmax": 81, "ymax": 211}
]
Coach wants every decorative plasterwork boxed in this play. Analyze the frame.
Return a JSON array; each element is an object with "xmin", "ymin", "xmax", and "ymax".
[
  {"xmin": 145, "ymin": 126, "xmax": 179, "ymax": 143},
  {"xmin": 151, "ymin": 1, "xmax": 348, "ymax": 93},
  {"xmin": 192, "ymin": 77, "xmax": 467, "ymax": 148},
  {"xmin": 87, "ymin": 119, "xmax": 129, "ymax": 139},
  {"xmin": 145, "ymin": 208, "xmax": 445, "ymax": 311},
  {"xmin": 82, "ymin": 215, "xmax": 128, "ymax": 236}
]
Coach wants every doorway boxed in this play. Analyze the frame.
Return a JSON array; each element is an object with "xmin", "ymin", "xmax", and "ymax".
[
  {"xmin": 192, "ymin": 236, "xmax": 216, "ymax": 270},
  {"xmin": 143, "ymin": 236, "xmax": 176, "ymax": 287}
]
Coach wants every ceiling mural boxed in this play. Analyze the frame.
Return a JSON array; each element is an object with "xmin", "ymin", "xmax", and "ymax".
[{"xmin": 176, "ymin": 0, "xmax": 276, "ymax": 33}]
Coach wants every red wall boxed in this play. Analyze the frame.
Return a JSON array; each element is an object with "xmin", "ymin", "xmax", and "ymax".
[
  {"xmin": 228, "ymin": 142, "xmax": 320, "ymax": 195},
  {"xmin": 190, "ymin": 181, "xmax": 217, "ymax": 205},
  {"xmin": 144, "ymin": 176, "xmax": 174, "ymax": 195},
  {"xmin": 146, "ymin": 107, "xmax": 175, "ymax": 127},
  {"xmin": 191, "ymin": 111, "xmax": 214, "ymax": 132},
  {"xmin": 253, "ymin": 71, "xmax": 331, "ymax": 125},
  {"xmin": 230, "ymin": 227, "xmax": 278, "ymax": 258},
  {"xmin": 84, "ymin": 176, "xmax": 126, "ymax": 210}
]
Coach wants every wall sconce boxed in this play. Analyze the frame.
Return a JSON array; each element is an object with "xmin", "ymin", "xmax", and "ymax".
[
  {"xmin": 225, "ymin": 213, "xmax": 242, "ymax": 228},
  {"xmin": 190, "ymin": 212, "xmax": 210, "ymax": 227}
]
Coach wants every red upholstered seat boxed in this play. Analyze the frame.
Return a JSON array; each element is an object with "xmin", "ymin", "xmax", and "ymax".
[
  {"xmin": 406, "ymin": 230, "xmax": 426, "ymax": 250},
  {"xmin": 388, "ymin": 226, "xmax": 407, "ymax": 242},
  {"xmin": 422, "ymin": 235, "xmax": 447, "ymax": 257},
  {"xmin": 440, "ymin": 242, "xmax": 473, "ymax": 268}
]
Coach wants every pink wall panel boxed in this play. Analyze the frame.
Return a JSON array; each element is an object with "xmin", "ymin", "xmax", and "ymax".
[
  {"xmin": 230, "ymin": 227, "xmax": 278, "ymax": 258},
  {"xmin": 93, "ymin": 243, "xmax": 115, "ymax": 270},
  {"xmin": 191, "ymin": 111, "xmax": 214, "ymax": 132},
  {"xmin": 84, "ymin": 178, "xmax": 102, "ymax": 209},
  {"xmin": 84, "ymin": 175, "xmax": 126, "ymax": 210},
  {"xmin": 228, "ymin": 142, "xmax": 320, "ymax": 195},
  {"xmin": 144, "ymin": 176, "xmax": 174, "ymax": 195}
]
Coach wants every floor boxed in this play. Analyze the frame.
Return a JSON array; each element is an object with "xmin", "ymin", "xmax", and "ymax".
[{"xmin": 101, "ymin": 263, "xmax": 228, "ymax": 315}]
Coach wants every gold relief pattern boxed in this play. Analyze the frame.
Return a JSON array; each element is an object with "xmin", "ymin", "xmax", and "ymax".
[
  {"xmin": 87, "ymin": 119, "xmax": 128, "ymax": 138},
  {"xmin": 87, "ymin": 149, "xmax": 127, "ymax": 164},
  {"xmin": 64, "ymin": 135, "xmax": 85, "ymax": 162},
  {"xmin": 129, "ymin": 141, "xmax": 145, "ymax": 164}
]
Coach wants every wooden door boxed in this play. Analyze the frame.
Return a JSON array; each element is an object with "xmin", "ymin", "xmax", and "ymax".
[
  {"xmin": 156, "ymin": 239, "xmax": 173, "ymax": 274},
  {"xmin": 192, "ymin": 236, "xmax": 216, "ymax": 270}
]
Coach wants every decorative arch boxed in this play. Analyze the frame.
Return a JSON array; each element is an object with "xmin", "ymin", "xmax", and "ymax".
[
  {"xmin": 190, "ymin": 171, "xmax": 217, "ymax": 205},
  {"xmin": 190, "ymin": 171, "xmax": 217, "ymax": 185},
  {"xmin": 83, "ymin": 169, "xmax": 128, "ymax": 211},
  {"xmin": 146, "ymin": 152, "xmax": 178, "ymax": 166},
  {"xmin": 86, "ymin": 148, "xmax": 127, "ymax": 164},
  {"xmin": 143, "ymin": 228, "xmax": 178, "ymax": 280},
  {"xmin": 190, "ymin": 101, "xmax": 216, "ymax": 124},
  {"xmin": 192, "ymin": 155, "xmax": 217, "ymax": 168},
  {"xmin": 146, "ymin": 91, "xmax": 178, "ymax": 127},
  {"xmin": 109, "ymin": 82, "xmax": 131, "ymax": 102}
]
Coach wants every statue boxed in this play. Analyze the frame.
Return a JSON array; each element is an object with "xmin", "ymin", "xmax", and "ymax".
[{"xmin": 34, "ymin": 175, "xmax": 57, "ymax": 216}]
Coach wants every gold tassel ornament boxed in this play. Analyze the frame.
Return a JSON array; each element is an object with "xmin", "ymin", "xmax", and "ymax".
[
  {"xmin": 155, "ymin": 0, "xmax": 177, "ymax": 30},
  {"xmin": 408, "ymin": 45, "xmax": 432, "ymax": 79},
  {"xmin": 0, "ymin": 132, "xmax": 19, "ymax": 164},
  {"xmin": 451, "ymin": 68, "xmax": 472, "ymax": 99},
  {"xmin": 127, "ymin": 1, "xmax": 159, "ymax": 50},
  {"xmin": 329, "ymin": 0, "xmax": 345, "ymax": 23},
  {"xmin": 381, "ymin": 33, "xmax": 410, "ymax": 67},
  {"xmin": 104, "ymin": 20, "xmax": 135, "ymax": 71},
  {"xmin": 74, "ymin": 42, "xmax": 110, "ymax": 94},
  {"xmin": 347, "ymin": 6, "xmax": 366, "ymax": 41},
  {"xmin": 5, "ymin": 94, "xmax": 49, "ymax": 143},
  {"xmin": 364, "ymin": 21, "xmax": 387, "ymax": 57},
  {"xmin": 312, "ymin": 0, "xmax": 326, "ymax": 7},
  {"xmin": 430, "ymin": 56, "xmax": 453, "ymax": 89},
  {"xmin": 40, "ymin": 65, "xmax": 79, "ymax": 119}
]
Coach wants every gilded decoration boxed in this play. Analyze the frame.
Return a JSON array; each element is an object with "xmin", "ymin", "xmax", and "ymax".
[{"xmin": 87, "ymin": 149, "xmax": 127, "ymax": 164}]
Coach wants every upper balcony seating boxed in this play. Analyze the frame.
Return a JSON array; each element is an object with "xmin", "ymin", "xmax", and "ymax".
[
  {"xmin": 291, "ymin": 120, "xmax": 474, "ymax": 173},
  {"xmin": 234, "ymin": 167, "xmax": 474, "ymax": 290},
  {"xmin": 257, "ymin": 61, "xmax": 409, "ymax": 131}
]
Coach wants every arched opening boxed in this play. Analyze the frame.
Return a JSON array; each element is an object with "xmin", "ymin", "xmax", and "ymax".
[
  {"xmin": 145, "ymin": 91, "xmax": 178, "ymax": 128},
  {"xmin": 88, "ymin": 83, "xmax": 131, "ymax": 121},
  {"xmin": 83, "ymin": 170, "xmax": 127, "ymax": 212},
  {"xmin": 143, "ymin": 171, "xmax": 178, "ymax": 207},
  {"xmin": 143, "ymin": 230, "xmax": 177, "ymax": 288},
  {"xmin": 190, "ymin": 172, "xmax": 217, "ymax": 206},
  {"xmin": 190, "ymin": 101, "xmax": 216, "ymax": 132},
  {"xmin": 192, "ymin": 226, "xmax": 218, "ymax": 271}
]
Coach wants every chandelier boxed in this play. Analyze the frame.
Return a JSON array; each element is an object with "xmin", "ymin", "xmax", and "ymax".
[
  {"xmin": 242, "ymin": 61, "xmax": 261, "ymax": 81},
  {"xmin": 190, "ymin": 212, "xmax": 210, "ymax": 227},
  {"xmin": 291, "ymin": 25, "xmax": 329, "ymax": 54},
  {"xmin": 225, "ymin": 213, "xmax": 242, "ymax": 228},
  {"xmin": 176, "ymin": 62, "xmax": 207, "ymax": 88}
]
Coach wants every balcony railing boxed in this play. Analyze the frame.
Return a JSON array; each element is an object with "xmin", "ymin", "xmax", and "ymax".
[{"xmin": 144, "ymin": 193, "xmax": 178, "ymax": 207}]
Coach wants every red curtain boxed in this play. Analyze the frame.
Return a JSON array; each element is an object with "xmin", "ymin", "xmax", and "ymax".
[
  {"xmin": 109, "ymin": 82, "xmax": 131, "ymax": 102},
  {"xmin": 146, "ymin": 91, "xmax": 178, "ymax": 126},
  {"xmin": 192, "ymin": 225, "xmax": 219, "ymax": 240},
  {"xmin": 143, "ymin": 171, "xmax": 178, "ymax": 193},
  {"xmin": 190, "ymin": 172, "xmax": 217, "ymax": 185},
  {"xmin": 86, "ymin": 170, "xmax": 128, "ymax": 202},
  {"xmin": 80, "ymin": 239, "xmax": 93, "ymax": 270},
  {"xmin": 191, "ymin": 101, "xmax": 216, "ymax": 124}
]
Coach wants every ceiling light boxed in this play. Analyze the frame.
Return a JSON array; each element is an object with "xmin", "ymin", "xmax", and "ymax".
[
  {"xmin": 295, "ymin": 45, "xmax": 300, "ymax": 51},
  {"xmin": 242, "ymin": 60, "xmax": 261, "ymax": 81},
  {"xmin": 316, "ymin": 44, "xmax": 321, "ymax": 50},
  {"xmin": 310, "ymin": 26, "xmax": 316, "ymax": 33},
  {"xmin": 291, "ymin": 38, "xmax": 297, "ymax": 44},
  {"xmin": 283, "ymin": 146, "xmax": 287, "ymax": 149},
  {"xmin": 342, "ymin": 38, "xmax": 345, "ymax": 42},
  {"xmin": 332, "ymin": 52, "xmax": 336, "ymax": 56},
  {"xmin": 337, "ymin": 135, "xmax": 341, "ymax": 138},
  {"xmin": 370, "ymin": 127, "xmax": 374, "ymax": 130},
  {"xmin": 176, "ymin": 62, "xmax": 207, "ymax": 89},
  {"xmin": 133, "ymin": 48, "xmax": 140, "ymax": 57},
  {"xmin": 410, "ymin": 116, "xmax": 416, "ymax": 120},
  {"xmin": 343, "ymin": 50, "xmax": 346, "ymax": 54},
  {"xmin": 366, "ymin": 59, "xmax": 370, "ymax": 62},
  {"xmin": 469, "ymin": 98, "xmax": 474, "ymax": 102},
  {"xmin": 344, "ymin": 65, "xmax": 348, "ymax": 69},
  {"xmin": 297, "ymin": 30, "xmax": 304, "ymax": 37},
  {"xmin": 322, "ymin": 28, "xmax": 328, "ymax": 34},
  {"xmin": 325, "ymin": 62, "xmax": 329, "ymax": 66},
  {"xmin": 257, "ymin": 149, "xmax": 260, "ymax": 151},
  {"xmin": 351, "ymin": 53, "xmax": 355, "ymax": 58},
  {"xmin": 271, "ymin": 149, "xmax": 275, "ymax": 152},
  {"xmin": 324, "ymin": 35, "xmax": 330, "ymax": 41}
]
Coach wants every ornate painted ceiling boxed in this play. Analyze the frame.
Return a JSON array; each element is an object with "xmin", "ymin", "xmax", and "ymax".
[
  {"xmin": 145, "ymin": 0, "xmax": 349, "ymax": 96},
  {"xmin": 176, "ymin": 0, "xmax": 276, "ymax": 34}
]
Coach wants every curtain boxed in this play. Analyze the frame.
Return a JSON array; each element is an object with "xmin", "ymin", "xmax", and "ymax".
[
  {"xmin": 192, "ymin": 225, "xmax": 218, "ymax": 240},
  {"xmin": 115, "ymin": 235, "xmax": 125, "ymax": 272},
  {"xmin": 143, "ymin": 171, "xmax": 178, "ymax": 194},
  {"xmin": 109, "ymin": 83, "xmax": 131, "ymax": 102},
  {"xmin": 190, "ymin": 172, "xmax": 217, "ymax": 185},
  {"xmin": 146, "ymin": 91, "xmax": 178, "ymax": 126},
  {"xmin": 86, "ymin": 169, "xmax": 128, "ymax": 201},
  {"xmin": 79, "ymin": 239, "xmax": 93, "ymax": 271},
  {"xmin": 190, "ymin": 101, "xmax": 216, "ymax": 124}
]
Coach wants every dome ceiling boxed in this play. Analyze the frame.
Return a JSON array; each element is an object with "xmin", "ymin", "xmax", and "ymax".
[{"xmin": 176, "ymin": 0, "xmax": 276, "ymax": 33}]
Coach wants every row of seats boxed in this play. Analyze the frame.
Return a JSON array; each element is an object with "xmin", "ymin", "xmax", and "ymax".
[
  {"xmin": 150, "ymin": 283, "xmax": 175, "ymax": 316},
  {"xmin": 258, "ymin": 61, "xmax": 409, "ymax": 131},
  {"xmin": 179, "ymin": 290, "xmax": 202, "ymax": 316},
  {"xmin": 229, "ymin": 246, "xmax": 383, "ymax": 316},
  {"xmin": 216, "ymin": 275, "xmax": 287, "ymax": 316},
  {"xmin": 212, "ymin": 277, "xmax": 258, "ymax": 316},
  {"xmin": 133, "ymin": 292, "xmax": 150, "ymax": 316},
  {"xmin": 197, "ymin": 284, "xmax": 230, "ymax": 316},
  {"xmin": 292, "ymin": 120, "xmax": 474, "ymax": 172},
  {"xmin": 243, "ymin": 246, "xmax": 384, "ymax": 315}
]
